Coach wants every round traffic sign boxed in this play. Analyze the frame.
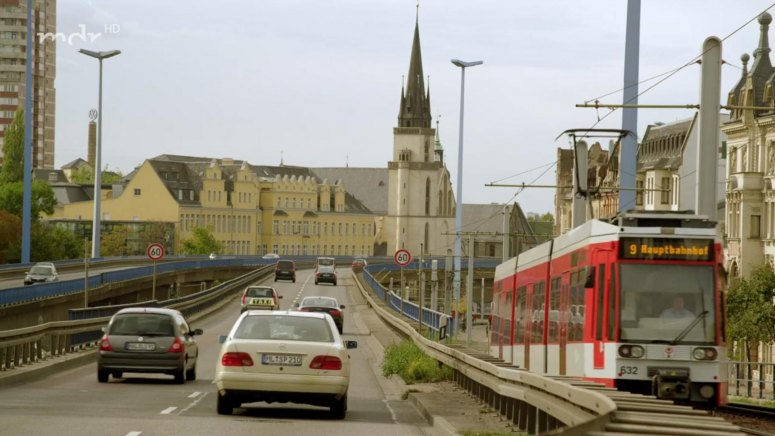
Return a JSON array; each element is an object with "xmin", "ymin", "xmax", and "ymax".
[
  {"xmin": 146, "ymin": 243, "xmax": 165, "ymax": 261},
  {"xmin": 394, "ymin": 249, "xmax": 412, "ymax": 267}
]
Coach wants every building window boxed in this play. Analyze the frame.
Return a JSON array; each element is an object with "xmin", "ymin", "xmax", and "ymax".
[
  {"xmin": 751, "ymin": 215, "xmax": 761, "ymax": 238},
  {"xmin": 636, "ymin": 180, "xmax": 644, "ymax": 206},
  {"xmin": 134, "ymin": 188, "xmax": 141, "ymax": 196},
  {"xmin": 660, "ymin": 177, "xmax": 670, "ymax": 204}
]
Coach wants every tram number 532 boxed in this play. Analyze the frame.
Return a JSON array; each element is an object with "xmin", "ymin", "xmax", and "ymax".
[{"xmin": 619, "ymin": 365, "xmax": 639, "ymax": 375}]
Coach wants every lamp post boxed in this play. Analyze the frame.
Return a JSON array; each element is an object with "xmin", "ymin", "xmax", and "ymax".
[
  {"xmin": 79, "ymin": 49, "xmax": 121, "ymax": 258},
  {"xmin": 450, "ymin": 59, "xmax": 482, "ymax": 321}
]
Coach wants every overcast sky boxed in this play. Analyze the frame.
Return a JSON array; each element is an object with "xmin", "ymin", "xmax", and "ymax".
[{"xmin": 54, "ymin": 0, "xmax": 775, "ymax": 215}]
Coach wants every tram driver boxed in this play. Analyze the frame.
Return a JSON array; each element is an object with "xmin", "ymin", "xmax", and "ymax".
[{"xmin": 660, "ymin": 295, "xmax": 694, "ymax": 319}]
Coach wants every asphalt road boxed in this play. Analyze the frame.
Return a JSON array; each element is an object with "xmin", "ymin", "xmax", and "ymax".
[{"xmin": 0, "ymin": 268, "xmax": 430, "ymax": 436}]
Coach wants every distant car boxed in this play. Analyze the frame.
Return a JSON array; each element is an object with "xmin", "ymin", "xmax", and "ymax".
[
  {"xmin": 241, "ymin": 286, "xmax": 282, "ymax": 312},
  {"xmin": 316, "ymin": 256, "xmax": 336, "ymax": 268},
  {"xmin": 209, "ymin": 252, "xmax": 218, "ymax": 260},
  {"xmin": 24, "ymin": 262, "xmax": 58, "ymax": 286},
  {"xmin": 351, "ymin": 259, "xmax": 367, "ymax": 271},
  {"xmin": 262, "ymin": 253, "xmax": 280, "ymax": 260},
  {"xmin": 274, "ymin": 260, "xmax": 296, "ymax": 283},
  {"xmin": 97, "ymin": 307, "xmax": 202, "ymax": 384},
  {"xmin": 294, "ymin": 296, "xmax": 346, "ymax": 334},
  {"xmin": 214, "ymin": 311, "xmax": 357, "ymax": 418},
  {"xmin": 315, "ymin": 265, "xmax": 337, "ymax": 286}
]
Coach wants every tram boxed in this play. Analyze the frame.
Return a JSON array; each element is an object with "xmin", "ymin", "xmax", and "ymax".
[{"xmin": 490, "ymin": 211, "xmax": 727, "ymax": 405}]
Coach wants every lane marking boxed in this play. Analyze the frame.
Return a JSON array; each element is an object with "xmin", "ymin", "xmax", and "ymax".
[
  {"xmin": 160, "ymin": 406, "xmax": 177, "ymax": 415},
  {"xmin": 126, "ymin": 432, "xmax": 142, "ymax": 436},
  {"xmin": 178, "ymin": 391, "xmax": 209, "ymax": 415},
  {"xmin": 187, "ymin": 391, "xmax": 201, "ymax": 399},
  {"xmin": 382, "ymin": 399, "xmax": 398, "ymax": 423}
]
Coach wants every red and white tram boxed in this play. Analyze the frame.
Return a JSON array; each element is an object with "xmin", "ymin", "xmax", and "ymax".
[{"xmin": 490, "ymin": 211, "xmax": 727, "ymax": 405}]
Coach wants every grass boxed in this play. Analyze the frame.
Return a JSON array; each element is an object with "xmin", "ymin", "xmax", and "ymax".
[
  {"xmin": 382, "ymin": 340, "xmax": 453, "ymax": 384},
  {"xmin": 728, "ymin": 396, "xmax": 775, "ymax": 407}
]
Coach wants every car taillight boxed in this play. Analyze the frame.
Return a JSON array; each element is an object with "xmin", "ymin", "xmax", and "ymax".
[
  {"xmin": 241, "ymin": 293, "xmax": 247, "ymax": 305},
  {"xmin": 309, "ymin": 355, "xmax": 342, "ymax": 370},
  {"xmin": 99, "ymin": 335, "xmax": 113, "ymax": 351},
  {"xmin": 221, "ymin": 352, "xmax": 254, "ymax": 366},
  {"xmin": 329, "ymin": 309, "xmax": 341, "ymax": 318},
  {"xmin": 168, "ymin": 337, "xmax": 185, "ymax": 353}
]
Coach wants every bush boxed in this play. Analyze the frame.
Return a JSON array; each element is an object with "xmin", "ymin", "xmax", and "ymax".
[{"xmin": 382, "ymin": 340, "xmax": 453, "ymax": 384}]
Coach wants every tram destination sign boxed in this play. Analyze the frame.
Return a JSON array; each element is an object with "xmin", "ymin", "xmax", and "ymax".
[{"xmin": 619, "ymin": 237, "xmax": 714, "ymax": 261}]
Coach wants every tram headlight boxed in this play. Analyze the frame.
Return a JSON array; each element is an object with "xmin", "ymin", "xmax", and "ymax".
[
  {"xmin": 699, "ymin": 384, "xmax": 715, "ymax": 399},
  {"xmin": 630, "ymin": 345, "xmax": 644, "ymax": 358},
  {"xmin": 618, "ymin": 345, "xmax": 644, "ymax": 358},
  {"xmin": 692, "ymin": 347, "xmax": 718, "ymax": 361}
]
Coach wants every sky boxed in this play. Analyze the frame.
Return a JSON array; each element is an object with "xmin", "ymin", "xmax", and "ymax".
[{"xmin": 53, "ymin": 0, "xmax": 775, "ymax": 215}]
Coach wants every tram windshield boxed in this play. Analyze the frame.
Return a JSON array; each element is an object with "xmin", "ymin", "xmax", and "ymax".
[{"xmin": 618, "ymin": 264, "xmax": 715, "ymax": 344}]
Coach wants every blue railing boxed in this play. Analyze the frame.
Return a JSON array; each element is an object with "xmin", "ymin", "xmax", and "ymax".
[{"xmin": 0, "ymin": 257, "xmax": 272, "ymax": 306}]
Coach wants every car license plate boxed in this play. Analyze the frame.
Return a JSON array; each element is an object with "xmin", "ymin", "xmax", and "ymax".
[
  {"xmin": 126, "ymin": 342, "xmax": 156, "ymax": 351},
  {"xmin": 261, "ymin": 353, "xmax": 302, "ymax": 366}
]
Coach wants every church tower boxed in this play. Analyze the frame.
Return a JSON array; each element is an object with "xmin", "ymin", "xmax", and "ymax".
[{"xmin": 387, "ymin": 11, "xmax": 456, "ymax": 257}]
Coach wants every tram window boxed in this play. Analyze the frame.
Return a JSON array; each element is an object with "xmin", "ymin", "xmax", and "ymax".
[
  {"xmin": 532, "ymin": 282, "xmax": 545, "ymax": 343},
  {"xmin": 584, "ymin": 266, "xmax": 596, "ymax": 288},
  {"xmin": 549, "ymin": 277, "xmax": 561, "ymax": 342},
  {"xmin": 514, "ymin": 286, "xmax": 526, "ymax": 344},
  {"xmin": 595, "ymin": 264, "xmax": 605, "ymax": 341},
  {"xmin": 607, "ymin": 263, "xmax": 617, "ymax": 340}
]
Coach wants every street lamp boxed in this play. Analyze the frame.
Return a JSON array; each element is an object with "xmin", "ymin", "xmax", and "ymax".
[
  {"xmin": 450, "ymin": 58, "xmax": 482, "ymax": 324},
  {"xmin": 79, "ymin": 49, "xmax": 121, "ymax": 258}
]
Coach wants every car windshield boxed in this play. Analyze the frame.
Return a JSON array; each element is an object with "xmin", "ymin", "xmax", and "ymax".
[
  {"xmin": 302, "ymin": 298, "xmax": 337, "ymax": 308},
  {"xmin": 317, "ymin": 258, "xmax": 334, "ymax": 266},
  {"xmin": 246, "ymin": 287, "xmax": 273, "ymax": 298},
  {"xmin": 234, "ymin": 315, "xmax": 333, "ymax": 342},
  {"xmin": 30, "ymin": 266, "xmax": 53, "ymax": 275},
  {"xmin": 618, "ymin": 264, "xmax": 716, "ymax": 344},
  {"xmin": 109, "ymin": 314, "xmax": 176, "ymax": 336}
]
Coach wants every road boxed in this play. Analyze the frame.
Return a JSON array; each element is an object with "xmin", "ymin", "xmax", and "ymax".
[{"xmin": 0, "ymin": 268, "xmax": 430, "ymax": 435}]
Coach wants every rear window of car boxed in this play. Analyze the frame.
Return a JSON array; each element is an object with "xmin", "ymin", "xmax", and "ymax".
[
  {"xmin": 277, "ymin": 260, "xmax": 294, "ymax": 269},
  {"xmin": 302, "ymin": 298, "xmax": 337, "ymax": 308},
  {"xmin": 318, "ymin": 265, "xmax": 335, "ymax": 273},
  {"xmin": 234, "ymin": 315, "xmax": 333, "ymax": 342},
  {"xmin": 317, "ymin": 257, "xmax": 335, "ymax": 266},
  {"xmin": 246, "ymin": 287, "xmax": 273, "ymax": 298},
  {"xmin": 109, "ymin": 314, "xmax": 175, "ymax": 336}
]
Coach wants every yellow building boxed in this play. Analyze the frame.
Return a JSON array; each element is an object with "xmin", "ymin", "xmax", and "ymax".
[{"xmin": 47, "ymin": 155, "xmax": 376, "ymax": 257}]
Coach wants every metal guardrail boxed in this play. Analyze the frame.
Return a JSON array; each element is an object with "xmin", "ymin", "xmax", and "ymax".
[
  {"xmin": 728, "ymin": 360, "xmax": 775, "ymax": 400},
  {"xmin": 0, "ymin": 265, "xmax": 274, "ymax": 372},
  {"xmin": 354, "ymin": 269, "xmax": 616, "ymax": 435}
]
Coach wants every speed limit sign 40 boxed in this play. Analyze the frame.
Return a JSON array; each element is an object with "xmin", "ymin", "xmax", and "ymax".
[
  {"xmin": 147, "ymin": 243, "xmax": 165, "ymax": 261},
  {"xmin": 394, "ymin": 249, "xmax": 412, "ymax": 267}
]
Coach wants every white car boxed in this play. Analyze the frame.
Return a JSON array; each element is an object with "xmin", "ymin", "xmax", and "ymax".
[
  {"xmin": 262, "ymin": 253, "xmax": 280, "ymax": 260},
  {"xmin": 214, "ymin": 311, "xmax": 357, "ymax": 418}
]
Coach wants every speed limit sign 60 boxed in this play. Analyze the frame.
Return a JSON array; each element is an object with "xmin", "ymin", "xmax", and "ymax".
[
  {"xmin": 394, "ymin": 249, "xmax": 412, "ymax": 267},
  {"xmin": 147, "ymin": 243, "xmax": 165, "ymax": 261}
]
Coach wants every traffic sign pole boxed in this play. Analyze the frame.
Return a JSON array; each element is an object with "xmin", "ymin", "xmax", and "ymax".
[
  {"xmin": 146, "ymin": 243, "xmax": 165, "ymax": 302},
  {"xmin": 152, "ymin": 260, "xmax": 156, "ymax": 301}
]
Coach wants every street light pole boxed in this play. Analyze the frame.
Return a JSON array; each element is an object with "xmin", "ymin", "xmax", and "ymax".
[
  {"xmin": 79, "ymin": 49, "xmax": 121, "ymax": 258},
  {"xmin": 450, "ymin": 59, "xmax": 482, "ymax": 319}
]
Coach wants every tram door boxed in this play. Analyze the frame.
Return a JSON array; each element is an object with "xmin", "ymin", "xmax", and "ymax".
[
  {"xmin": 559, "ymin": 271, "xmax": 570, "ymax": 375},
  {"xmin": 591, "ymin": 254, "xmax": 608, "ymax": 369}
]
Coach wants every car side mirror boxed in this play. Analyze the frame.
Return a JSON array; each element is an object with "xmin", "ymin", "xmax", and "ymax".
[
  {"xmin": 278, "ymin": 295, "xmax": 284, "ymax": 299},
  {"xmin": 340, "ymin": 305, "xmax": 346, "ymax": 310},
  {"xmin": 101, "ymin": 326, "xmax": 106, "ymax": 333},
  {"xmin": 293, "ymin": 302, "xmax": 300, "ymax": 308},
  {"xmin": 218, "ymin": 335, "xmax": 227, "ymax": 344},
  {"xmin": 344, "ymin": 340, "xmax": 358, "ymax": 349},
  {"xmin": 192, "ymin": 328, "xmax": 203, "ymax": 336}
]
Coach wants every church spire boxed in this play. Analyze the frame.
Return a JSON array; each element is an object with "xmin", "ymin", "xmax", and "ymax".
[{"xmin": 397, "ymin": 8, "xmax": 432, "ymax": 129}]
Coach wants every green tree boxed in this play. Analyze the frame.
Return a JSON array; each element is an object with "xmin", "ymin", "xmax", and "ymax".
[
  {"xmin": 0, "ymin": 109, "xmax": 24, "ymax": 183},
  {"xmin": 69, "ymin": 164, "xmax": 123, "ymax": 185},
  {"xmin": 138, "ymin": 222, "xmax": 174, "ymax": 255},
  {"xmin": 180, "ymin": 227, "xmax": 222, "ymax": 255},
  {"xmin": 0, "ymin": 210, "xmax": 21, "ymax": 263},
  {"xmin": 726, "ymin": 263, "xmax": 775, "ymax": 361},
  {"xmin": 101, "ymin": 225, "xmax": 130, "ymax": 257},
  {"xmin": 0, "ymin": 180, "xmax": 57, "ymax": 219}
]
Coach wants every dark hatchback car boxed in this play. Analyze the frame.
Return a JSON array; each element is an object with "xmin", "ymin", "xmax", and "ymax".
[
  {"xmin": 97, "ymin": 307, "xmax": 202, "ymax": 384},
  {"xmin": 294, "ymin": 296, "xmax": 345, "ymax": 334},
  {"xmin": 314, "ymin": 265, "xmax": 337, "ymax": 286},
  {"xmin": 274, "ymin": 260, "xmax": 296, "ymax": 283},
  {"xmin": 24, "ymin": 262, "xmax": 58, "ymax": 285}
]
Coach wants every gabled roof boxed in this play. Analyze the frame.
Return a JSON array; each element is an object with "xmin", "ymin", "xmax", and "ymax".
[
  {"xmin": 637, "ymin": 115, "xmax": 696, "ymax": 171},
  {"xmin": 32, "ymin": 169, "xmax": 69, "ymax": 184},
  {"xmin": 312, "ymin": 167, "xmax": 388, "ymax": 214},
  {"xmin": 61, "ymin": 158, "xmax": 90, "ymax": 170}
]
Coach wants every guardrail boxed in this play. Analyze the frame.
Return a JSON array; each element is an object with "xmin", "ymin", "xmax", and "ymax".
[
  {"xmin": 0, "ymin": 265, "xmax": 274, "ymax": 372},
  {"xmin": 354, "ymin": 269, "xmax": 616, "ymax": 434},
  {"xmin": 728, "ymin": 360, "xmax": 775, "ymax": 400}
]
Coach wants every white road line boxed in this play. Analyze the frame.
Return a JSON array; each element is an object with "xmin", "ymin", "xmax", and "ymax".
[
  {"xmin": 126, "ymin": 432, "xmax": 142, "ymax": 436},
  {"xmin": 178, "ymin": 391, "xmax": 209, "ymax": 415},
  {"xmin": 187, "ymin": 391, "xmax": 201, "ymax": 399},
  {"xmin": 382, "ymin": 399, "xmax": 398, "ymax": 423},
  {"xmin": 160, "ymin": 406, "xmax": 177, "ymax": 415}
]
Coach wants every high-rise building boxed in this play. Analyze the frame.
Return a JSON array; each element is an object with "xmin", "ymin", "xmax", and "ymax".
[{"xmin": 0, "ymin": 0, "xmax": 56, "ymax": 169}]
